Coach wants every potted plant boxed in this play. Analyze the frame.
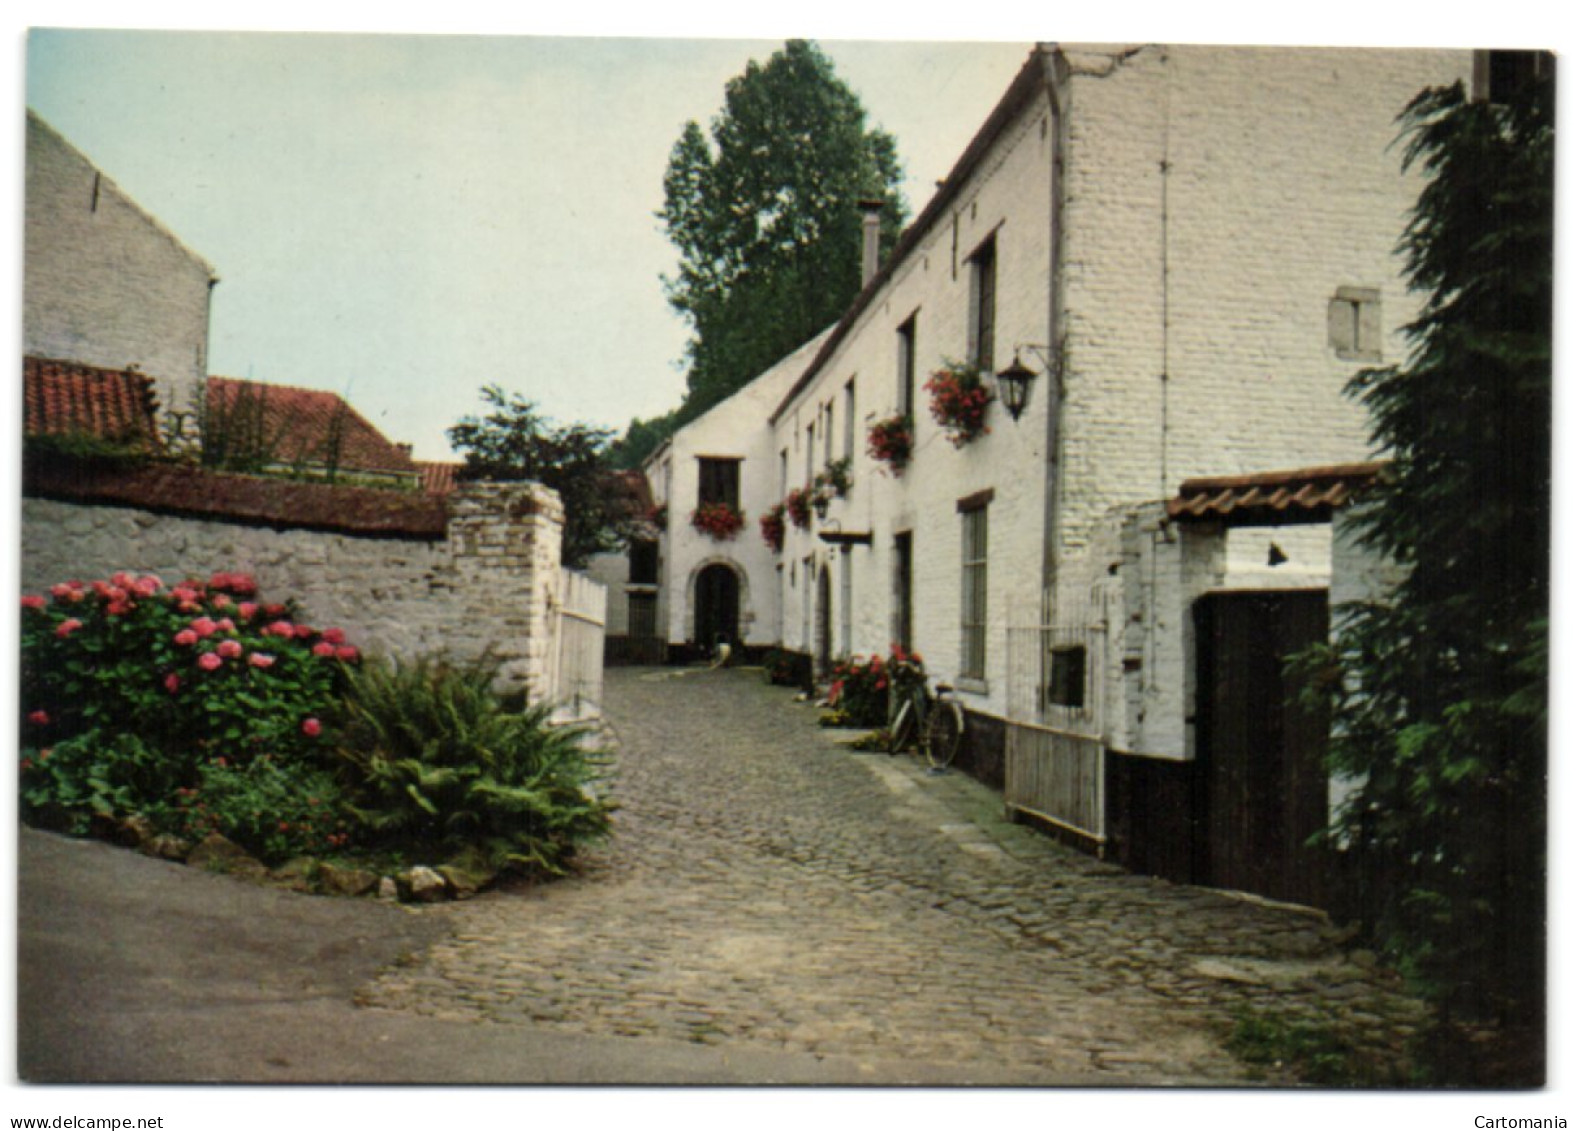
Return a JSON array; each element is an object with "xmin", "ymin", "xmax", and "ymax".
[
  {"xmin": 785, "ymin": 486, "xmax": 814, "ymax": 531},
  {"xmin": 867, "ymin": 414, "xmax": 913, "ymax": 474},
  {"xmin": 689, "ymin": 501, "xmax": 745, "ymax": 541},
  {"xmin": 925, "ymin": 360, "xmax": 994, "ymax": 448},
  {"xmin": 759, "ymin": 503, "xmax": 786, "ymax": 553}
]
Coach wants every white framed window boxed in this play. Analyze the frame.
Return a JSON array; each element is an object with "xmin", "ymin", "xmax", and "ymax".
[
  {"xmin": 958, "ymin": 490, "xmax": 991, "ymax": 682},
  {"xmin": 968, "ymin": 236, "xmax": 998, "ymax": 373}
]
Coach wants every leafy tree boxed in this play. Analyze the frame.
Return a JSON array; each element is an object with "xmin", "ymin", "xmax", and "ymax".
[
  {"xmin": 607, "ymin": 409, "xmax": 680, "ymax": 471},
  {"xmin": 447, "ymin": 386, "xmax": 633, "ymax": 569},
  {"xmin": 1315, "ymin": 61, "xmax": 1551, "ymax": 1082},
  {"xmin": 658, "ymin": 40, "xmax": 908, "ymax": 427}
]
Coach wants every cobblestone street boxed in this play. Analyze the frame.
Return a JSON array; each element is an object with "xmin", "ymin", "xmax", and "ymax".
[{"xmin": 363, "ymin": 666, "xmax": 1428, "ymax": 1085}]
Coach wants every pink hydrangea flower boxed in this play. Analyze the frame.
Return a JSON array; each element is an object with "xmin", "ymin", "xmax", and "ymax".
[
  {"xmin": 237, "ymin": 602, "xmax": 259, "ymax": 620},
  {"xmin": 301, "ymin": 718, "xmax": 322, "ymax": 738},
  {"xmin": 217, "ymin": 640, "xmax": 243, "ymax": 659},
  {"xmin": 247, "ymin": 652, "xmax": 276, "ymax": 669},
  {"xmin": 216, "ymin": 617, "xmax": 237, "ymax": 633},
  {"xmin": 211, "ymin": 593, "xmax": 233, "ymax": 610},
  {"xmin": 335, "ymin": 645, "xmax": 360, "ymax": 663},
  {"xmin": 106, "ymin": 601, "xmax": 132, "ymax": 617},
  {"xmin": 28, "ymin": 710, "xmax": 49, "ymax": 726},
  {"xmin": 312, "ymin": 642, "xmax": 336, "ymax": 658},
  {"xmin": 190, "ymin": 617, "xmax": 219, "ymax": 638},
  {"xmin": 293, "ymin": 624, "xmax": 315, "ymax": 639},
  {"xmin": 173, "ymin": 629, "xmax": 199, "ymax": 647},
  {"xmin": 21, "ymin": 595, "xmax": 45, "ymax": 610},
  {"xmin": 164, "ymin": 673, "xmax": 181, "ymax": 694},
  {"xmin": 133, "ymin": 576, "xmax": 162, "ymax": 597},
  {"xmin": 197, "ymin": 652, "xmax": 223, "ymax": 672},
  {"xmin": 264, "ymin": 620, "xmax": 294, "ymax": 638},
  {"xmin": 321, "ymin": 627, "xmax": 346, "ymax": 645},
  {"xmin": 55, "ymin": 618, "xmax": 82, "ymax": 639}
]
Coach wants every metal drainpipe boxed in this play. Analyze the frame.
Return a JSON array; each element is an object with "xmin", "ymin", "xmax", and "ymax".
[{"xmin": 1039, "ymin": 48, "xmax": 1068, "ymax": 628}]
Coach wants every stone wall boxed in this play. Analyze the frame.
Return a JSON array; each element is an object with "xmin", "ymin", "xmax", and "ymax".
[{"xmin": 21, "ymin": 474, "xmax": 575, "ymax": 706}]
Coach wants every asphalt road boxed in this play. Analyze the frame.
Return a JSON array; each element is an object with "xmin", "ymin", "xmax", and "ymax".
[{"xmin": 14, "ymin": 826, "xmax": 1074, "ymax": 1085}]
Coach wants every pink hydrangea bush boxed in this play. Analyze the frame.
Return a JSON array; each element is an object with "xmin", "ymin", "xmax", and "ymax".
[{"xmin": 20, "ymin": 570, "xmax": 360, "ymax": 860}]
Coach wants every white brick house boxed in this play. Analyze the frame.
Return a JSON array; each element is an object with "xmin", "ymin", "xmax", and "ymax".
[
  {"xmin": 645, "ymin": 330, "xmax": 832, "ymax": 659},
  {"xmin": 647, "ymin": 43, "xmax": 1477, "ymax": 903},
  {"xmin": 24, "ymin": 111, "xmax": 217, "ymax": 439}
]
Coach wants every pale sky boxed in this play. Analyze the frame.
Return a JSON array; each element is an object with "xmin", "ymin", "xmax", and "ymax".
[{"xmin": 24, "ymin": 29, "xmax": 1035, "ymax": 461}]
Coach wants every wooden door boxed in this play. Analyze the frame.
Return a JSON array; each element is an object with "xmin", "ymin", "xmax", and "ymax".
[{"xmin": 1193, "ymin": 589, "xmax": 1331, "ymax": 907}]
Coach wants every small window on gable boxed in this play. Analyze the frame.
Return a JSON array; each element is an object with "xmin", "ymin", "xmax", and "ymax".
[{"xmin": 1327, "ymin": 286, "xmax": 1382, "ymax": 361}]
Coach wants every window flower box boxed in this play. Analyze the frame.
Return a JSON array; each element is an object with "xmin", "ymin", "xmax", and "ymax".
[
  {"xmin": 785, "ymin": 486, "xmax": 814, "ymax": 531},
  {"xmin": 760, "ymin": 503, "xmax": 786, "ymax": 553},
  {"xmin": 867, "ymin": 414, "xmax": 913, "ymax": 474},
  {"xmin": 925, "ymin": 360, "xmax": 994, "ymax": 448},
  {"xmin": 690, "ymin": 501, "xmax": 745, "ymax": 541}
]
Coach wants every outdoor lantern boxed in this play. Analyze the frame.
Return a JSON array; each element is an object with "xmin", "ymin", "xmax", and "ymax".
[{"xmin": 995, "ymin": 354, "xmax": 1038, "ymax": 422}]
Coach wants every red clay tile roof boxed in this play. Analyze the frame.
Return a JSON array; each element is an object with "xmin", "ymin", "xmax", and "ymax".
[
  {"xmin": 24, "ymin": 459, "xmax": 448, "ymax": 539},
  {"xmin": 206, "ymin": 377, "xmax": 418, "ymax": 477},
  {"xmin": 1168, "ymin": 462, "xmax": 1386, "ymax": 525},
  {"xmin": 416, "ymin": 461, "xmax": 462, "ymax": 496},
  {"xmin": 23, "ymin": 357, "xmax": 163, "ymax": 451}
]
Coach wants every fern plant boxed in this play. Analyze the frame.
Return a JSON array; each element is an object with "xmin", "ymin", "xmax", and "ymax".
[{"xmin": 336, "ymin": 656, "xmax": 614, "ymax": 878}]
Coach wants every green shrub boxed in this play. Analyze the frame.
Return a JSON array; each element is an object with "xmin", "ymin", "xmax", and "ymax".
[
  {"xmin": 173, "ymin": 755, "xmax": 351, "ymax": 863},
  {"xmin": 20, "ymin": 730, "xmax": 182, "ymax": 835},
  {"xmin": 335, "ymin": 656, "xmax": 615, "ymax": 878}
]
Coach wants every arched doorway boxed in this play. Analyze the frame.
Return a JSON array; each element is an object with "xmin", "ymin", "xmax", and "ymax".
[
  {"xmin": 694, "ymin": 563, "xmax": 741, "ymax": 653},
  {"xmin": 815, "ymin": 563, "xmax": 833, "ymax": 674}
]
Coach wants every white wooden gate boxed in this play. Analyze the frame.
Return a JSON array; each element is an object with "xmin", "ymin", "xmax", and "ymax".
[
  {"xmin": 1003, "ymin": 616, "xmax": 1108, "ymax": 845},
  {"xmin": 550, "ymin": 569, "xmax": 607, "ymax": 722}
]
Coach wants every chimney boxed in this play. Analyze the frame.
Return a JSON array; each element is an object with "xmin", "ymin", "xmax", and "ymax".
[{"xmin": 858, "ymin": 198, "xmax": 884, "ymax": 286}]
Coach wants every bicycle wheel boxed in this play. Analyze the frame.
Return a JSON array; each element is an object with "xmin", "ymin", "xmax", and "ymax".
[
  {"xmin": 922, "ymin": 700, "xmax": 964, "ymax": 770},
  {"xmin": 886, "ymin": 699, "xmax": 916, "ymax": 754}
]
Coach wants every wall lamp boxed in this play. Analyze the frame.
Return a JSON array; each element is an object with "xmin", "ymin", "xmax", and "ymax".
[{"xmin": 995, "ymin": 343, "xmax": 1056, "ymax": 422}]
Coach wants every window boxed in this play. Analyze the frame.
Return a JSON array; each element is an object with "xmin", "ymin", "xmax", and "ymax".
[
  {"xmin": 897, "ymin": 315, "xmax": 917, "ymax": 419},
  {"xmin": 1046, "ymin": 645, "xmax": 1087, "ymax": 709},
  {"xmin": 628, "ymin": 592, "xmax": 658, "ymax": 639},
  {"xmin": 892, "ymin": 531, "xmax": 914, "ymax": 651},
  {"xmin": 843, "ymin": 379, "xmax": 856, "ymax": 462},
  {"xmin": 628, "ymin": 538, "xmax": 659, "ymax": 585},
  {"xmin": 805, "ymin": 422, "xmax": 815, "ymax": 486},
  {"xmin": 778, "ymin": 448, "xmax": 789, "ymax": 499},
  {"xmin": 1474, "ymin": 49, "xmax": 1552, "ymax": 103},
  {"xmin": 823, "ymin": 402, "xmax": 835, "ymax": 466},
  {"xmin": 1327, "ymin": 286, "xmax": 1382, "ymax": 361},
  {"xmin": 968, "ymin": 236, "xmax": 998, "ymax": 373},
  {"xmin": 958, "ymin": 494, "xmax": 990, "ymax": 681},
  {"xmin": 839, "ymin": 548, "xmax": 853, "ymax": 657},
  {"xmin": 697, "ymin": 457, "xmax": 740, "ymax": 509}
]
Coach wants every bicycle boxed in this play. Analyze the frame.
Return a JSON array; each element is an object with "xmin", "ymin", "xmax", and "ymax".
[{"xmin": 885, "ymin": 669, "xmax": 964, "ymax": 773}]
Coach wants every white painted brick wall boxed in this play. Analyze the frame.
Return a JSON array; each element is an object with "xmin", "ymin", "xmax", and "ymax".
[
  {"xmin": 663, "ymin": 45, "xmax": 1470, "ymax": 740},
  {"xmin": 653, "ymin": 330, "xmax": 831, "ymax": 648},
  {"xmin": 24, "ymin": 113, "xmax": 215, "ymax": 434}
]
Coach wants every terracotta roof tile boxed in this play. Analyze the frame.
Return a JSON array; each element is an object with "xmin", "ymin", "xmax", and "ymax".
[
  {"xmin": 416, "ymin": 461, "xmax": 462, "ymax": 496},
  {"xmin": 23, "ymin": 357, "xmax": 163, "ymax": 451},
  {"xmin": 1168, "ymin": 462, "xmax": 1385, "ymax": 525},
  {"xmin": 206, "ymin": 377, "xmax": 418, "ymax": 477},
  {"xmin": 24, "ymin": 460, "xmax": 448, "ymax": 539}
]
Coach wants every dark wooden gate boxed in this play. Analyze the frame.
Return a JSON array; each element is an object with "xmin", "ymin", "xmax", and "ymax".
[{"xmin": 1193, "ymin": 589, "xmax": 1331, "ymax": 908}]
